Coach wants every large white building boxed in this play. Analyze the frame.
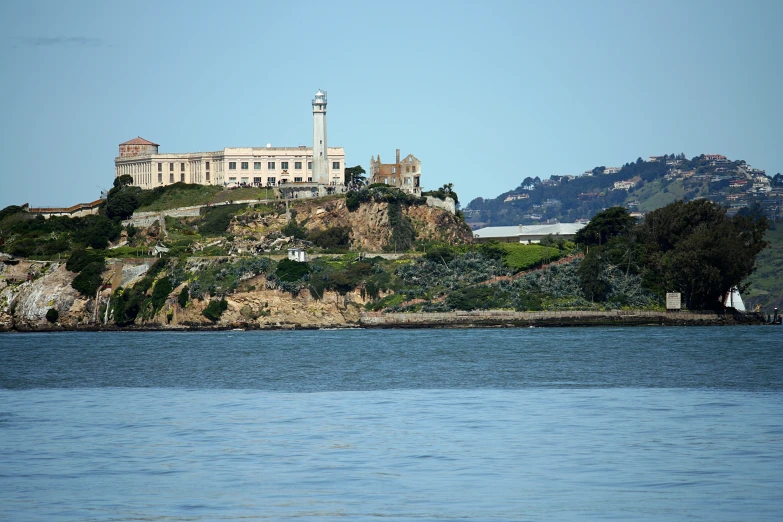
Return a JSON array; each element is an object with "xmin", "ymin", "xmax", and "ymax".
[{"xmin": 115, "ymin": 91, "xmax": 345, "ymax": 190}]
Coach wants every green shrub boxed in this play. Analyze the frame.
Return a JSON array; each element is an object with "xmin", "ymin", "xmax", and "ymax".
[
  {"xmin": 276, "ymin": 258, "xmax": 310, "ymax": 282},
  {"xmin": 385, "ymin": 201, "xmax": 416, "ymax": 252},
  {"xmin": 202, "ymin": 298, "xmax": 228, "ymax": 322},
  {"xmin": 150, "ymin": 276, "xmax": 173, "ymax": 314},
  {"xmin": 71, "ymin": 261, "xmax": 105, "ymax": 296},
  {"xmin": 308, "ymin": 226, "xmax": 351, "ymax": 251},
  {"xmin": 45, "ymin": 308, "xmax": 59, "ymax": 323},
  {"xmin": 178, "ymin": 286, "xmax": 189, "ymax": 307},
  {"xmin": 66, "ymin": 249, "xmax": 103, "ymax": 273},
  {"xmin": 199, "ymin": 204, "xmax": 245, "ymax": 235},
  {"xmin": 282, "ymin": 218, "xmax": 308, "ymax": 239}
]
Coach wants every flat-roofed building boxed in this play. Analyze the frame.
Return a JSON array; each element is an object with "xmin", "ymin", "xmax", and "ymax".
[
  {"xmin": 474, "ymin": 223, "xmax": 586, "ymax": 244},
  {"xmin": 115, "ymin": 91, "xmax": 345, "ymax": 190}
]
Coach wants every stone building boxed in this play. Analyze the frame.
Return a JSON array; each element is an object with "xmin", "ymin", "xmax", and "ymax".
[
  {"xmin": 369, "ymin": 149, "xmax": 422, "ymax": 195},
  {"xmin": 115, "ymin": 91, "xmax": 345, "ymax": 190}
]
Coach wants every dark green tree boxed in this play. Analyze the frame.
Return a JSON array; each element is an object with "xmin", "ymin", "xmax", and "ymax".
[
  {"xmin": 106, "ymin": 189, "xmax": 139, "ymax": 221},
  {"xmin": 638, "ymin": 200, "xmax": 768, "ymax": 309},
  {"xmin": 344, "ymin": 165, "xmax": 367, "ymax": 186},
  {"xmin": 575, "ymin": 207, "xmax": 636, "ymax": 247}
]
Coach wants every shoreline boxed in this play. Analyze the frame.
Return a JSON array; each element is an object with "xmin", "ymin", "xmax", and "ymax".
[{"xmin": 1, "ymin": 310, "xmax": 771, "ymax": 333}]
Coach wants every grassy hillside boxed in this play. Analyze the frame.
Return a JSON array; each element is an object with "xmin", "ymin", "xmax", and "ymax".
[
  {"xmin": 135, "ymin": 184, "xmax": 275, "ymax": 212},
  {"xmin": 743, "ymin": 224, "xmax": 783, "ymax": 312}
]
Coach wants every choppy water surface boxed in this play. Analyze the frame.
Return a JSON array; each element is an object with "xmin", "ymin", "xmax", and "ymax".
[{"xmin": 1, "ymin": 327, "xmax": 782, "ymax": 521}]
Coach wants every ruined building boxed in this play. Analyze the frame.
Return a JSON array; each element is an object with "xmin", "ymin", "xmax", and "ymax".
[{"xmin": 369, "ymin": 149, "xmax": 422, "ymax": 195}]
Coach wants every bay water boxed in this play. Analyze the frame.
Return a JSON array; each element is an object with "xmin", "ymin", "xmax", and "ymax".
[{"xmin": 1, "ymin": 327, "xmax": 781, "ymax": 521}]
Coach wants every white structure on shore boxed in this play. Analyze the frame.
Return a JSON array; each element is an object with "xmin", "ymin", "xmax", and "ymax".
[
  {"xmin": 473, "ymin": 223, "xmax": 585, "ymax": 243},
  {"xmin": 115, "ymin": 91, "xmax": 345, "ymax": 190}
]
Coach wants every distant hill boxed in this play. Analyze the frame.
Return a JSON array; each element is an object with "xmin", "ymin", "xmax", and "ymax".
[{"xmin": 465, "ymin": 154, "xmax": 783, "ymax": 228}]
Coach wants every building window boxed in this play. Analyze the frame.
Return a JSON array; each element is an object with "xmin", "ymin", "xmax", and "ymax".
[
  {"xmin": 294, "ymin": 161, "xmax": 302, "ymax": 170},
  {"xmin": 253, "ymin": 177, "xmax": 262, "ymax": 184},
  {"xmin": 281, "ymin": 161, "xmax": 289, "ymax": 170},
  {"xmin": 307, "ymin": 177, "xmax": 312, "ymax": 182},
  {"xmin": 229, "ymin": 162, "xmax": 236, "ymax": 170},
  {"xmin": 332, "ymin": 161, "xmax": 340, "ymax": 170},
  {"xmin": 241, "ymin": 177, "xmax": 249, "ymax": 184},
  {"xmin": 268, "ymin": 162, "xmax": 275, "ymax": 169},
  {"xmin": 158, "ymin": 173, "xmax": 162, "ymax": 183},
  {"xmin": 267, "ymin": 177, "xmax": 276, "ymax": 185},
  {"xmin": 229, "ymin": 176, "xmax": 237, "ymax": 182},
  {"xmin": 294, "ymin": 177, "xmax": 303, "ymax": 182},
  {"xmin": 170, "ymin": 163, "xmax": 174, "ymax": 171},
  {"xmin": 241, "ymin": 162, "xmax": 249, "ymax": 170},
  {"xmin": 157, "ymin": 163, "xmax": 162, "ymax": 172},
  {"xmin": 308, "ymin": 162, "xmax": 312, "ymax": 169},
  {"xmin": 254, "ymin": 162, "xmax": 261, "ymax": 170},
  {"xmin": 205, "ymin": 161, "xmax": 210, "ymax": 169},
  {"xmin": 170, "ymin": 173, "xmax": 174, "ymax": 183},
  {"xmin": 392, "ymin": 167, "xmax": 396, "ymax": 173},
  {"xmin": 206, "ymin": 172, "xmax": 210, "ymax": 181},
  {"xmin": 181, "ymin": 173, "xmax": 185, "ymax": 182}
]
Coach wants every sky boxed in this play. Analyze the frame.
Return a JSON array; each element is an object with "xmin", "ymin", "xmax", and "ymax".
[{"xmin": 1, "ymin": 0, "xmax": 781, "ymax": 210}]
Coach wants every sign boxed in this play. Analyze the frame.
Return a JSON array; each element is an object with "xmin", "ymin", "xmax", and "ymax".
[{"xmin": 666, "ymin": 292, "xmax": 682, "ymax": 310}]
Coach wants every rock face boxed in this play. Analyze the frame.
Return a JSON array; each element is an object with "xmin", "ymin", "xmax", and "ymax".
[
  {"xmin": 0, "ymin": 196, "xmax": 473, "ymax": 331},
  {"xmin": 0, "ymin": 261, "xmax": 89, "ymax": 331},
  {"xmin": 0, "ymin": 260, "xmax": 368, "ymax": 331},
  {"xmin": 229, "ymin": 198, "xmax": 473, "ymax": 252}
]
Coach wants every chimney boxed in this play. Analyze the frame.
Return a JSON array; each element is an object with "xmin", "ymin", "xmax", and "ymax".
[{"xmin": 396, "ymin": 149, "xmax": 400, "ymax": 164}]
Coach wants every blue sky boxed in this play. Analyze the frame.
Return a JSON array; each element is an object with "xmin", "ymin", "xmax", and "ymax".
[{"xmin": 1, "ymin": 0, "xmax": 781, "ymax": 210}]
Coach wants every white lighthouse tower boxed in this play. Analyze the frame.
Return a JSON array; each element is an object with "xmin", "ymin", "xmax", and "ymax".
[{"xmin": 312, "ymin": 90, "xmax": 329, "ymax": 185}]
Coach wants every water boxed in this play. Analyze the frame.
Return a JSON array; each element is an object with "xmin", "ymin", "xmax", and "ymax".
[{"xmin": 1, "ymin": 327, "xmax": 782, "ymax": 521}]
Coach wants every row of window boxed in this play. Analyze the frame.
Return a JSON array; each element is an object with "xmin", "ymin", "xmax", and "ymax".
[
  {"xmin": 156, "ymin": 171, "xmax": 212, "ymax": 183},
  {"xmin": 226, "ymin": 161, "xmax": 342, "ymax": 171},
  {"xmin": 152, "ymin": 159, "xmax": 342, "ymax": 173},
  {"xmin": 227, "ymin": 176, "xmax": 311, "ymax": 185},
  {"xmin": 157, "ymin": 162, "xmax": 195, "ymax": 172}
]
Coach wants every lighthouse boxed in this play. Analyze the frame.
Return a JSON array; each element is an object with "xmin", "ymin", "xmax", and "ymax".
[{"xmin": 312, "ymin": 90, "xmax": 328, "ymax": 185}]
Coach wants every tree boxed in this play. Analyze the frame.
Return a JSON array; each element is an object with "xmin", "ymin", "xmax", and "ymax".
[
  {"xmin": 638, "ymin": 200, "xmax": 768, "ymax": 309},
  {"xmin": 106, "ymin": 189, "xmax": 138, "ymax": 221},
  {"xmin": 575, "ymin": 207, "xmax": 636, "ymax": 247},
  {"xmin": 344, "ymin": 165, "xmax": 367, "ymax": 186},
  {"xmin": 114, "ymin": 174, "xmax": 134, "ymax": 188}
]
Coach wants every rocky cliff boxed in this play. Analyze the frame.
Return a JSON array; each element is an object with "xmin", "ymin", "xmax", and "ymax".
[
  {"xmin": 1, "ymin": 197, "xmax": 470, "ymax": 331},
  {"xmin": 229, "ymin": 198, "xmax": 473, "ymax": 252}
]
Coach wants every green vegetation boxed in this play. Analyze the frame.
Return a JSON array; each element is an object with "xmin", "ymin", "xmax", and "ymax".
[
  {"xmin": 199, "ymin": 204, "xmax": 246, "ymax": 235},
  {"xmin": 744, "ymin": 224, "xmax": 783, "ymax": 312},
  {"xmin": 45, "ymin": 308, "xmax": 59, "ymax": 323},
  {"xmin": 422, "ymin": 183, "xmax": 459, "ymax": 205},
  {"xmin": 576, "ymin": 203, "xmax": 768, "ymax": 310},
  {"xmin": 344, "ymin": 165, "xmax": 367, "ymax": 186},
  {"xmin": 308, "ymin": 226, "xmax": 351, "ymax": 252},
  {"xmin": 110, "ymin": 259, "xmax": 169, "ymax": 325},
  {"xmin": 210, "ymin": 187, "xmax": 273, "ymax": 205},
  {"xmin": 497, "ymin": 243, "xmax": 563, "ymax": 271},
  {"xmin": 178, "ymin": 286, "xmax": 189, "ymax": 308},
  {"xmin": 183, "ymin": 257, "xmax": 272, "ymax": 299},
  {"xmin": 385, "ymin": 201, "xmax": 416, "ymax": 252},
  {"xmin": 135, "ymin": 184, "xmax": 223, "ymax": 212},
  {"xmin": 275, "ymin": 258, "xmax": 310, "ymax": 282},
  {"xmin": 66, "ymin": 249, "xmax": 106, "ymax": 297},
  {"xmin": 202, "ymin": 298, "xmax": 228, "ymax": 322}
]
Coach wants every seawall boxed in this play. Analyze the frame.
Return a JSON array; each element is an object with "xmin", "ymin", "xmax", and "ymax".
[{"xmin": 360, "ymin": 310, "xmax": 766, "ymax": 327}]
